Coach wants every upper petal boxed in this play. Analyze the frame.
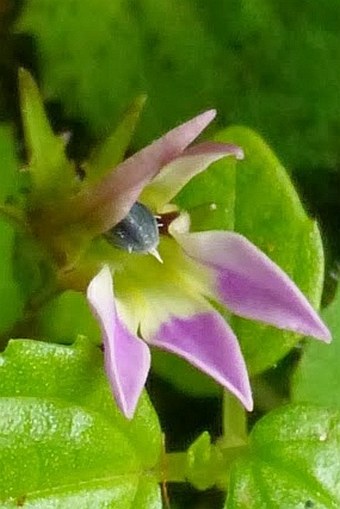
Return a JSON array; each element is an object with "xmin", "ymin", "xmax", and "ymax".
[
  {"xmin": 141, "ymin": 141, "xmax": 244, "ymax": 212},
  {"xmin": 171, "ymin": 225, "xmax": 331, "ymax": 342},
  {"xmin": 73, "ymin": 110, "xmax": 217, "ymax": 233},
  {"xmin": 140, "ymin": 284, "xmax": 253, "ymax": 411},
  {"xmin": 87, "ymin": 266, "xmax": 151, "ymax": 419}
]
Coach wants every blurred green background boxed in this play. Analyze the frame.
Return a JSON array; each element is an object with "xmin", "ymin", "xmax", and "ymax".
[
  {"xmin": 1, "ymin": 1, "xmax": 340, "ymax": 507},
  {"xmin": 1, "ymin": 0, "xmax": 339, "ymax": 260}
]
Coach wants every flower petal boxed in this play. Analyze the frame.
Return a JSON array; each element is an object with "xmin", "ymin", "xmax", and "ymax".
[
  {"xmin": 171, "ymin": 226, "xmax": 331, "ymax": 342},
  {"xmin": 148, "ymin": 312, "xmax": 253, "ymax": 411},
  {"xmin": 140, "ymin": 288, "xmax": 253, "ymax": 411},
  {"xmin": 141, "ymin": 141, "xmax": 244, "ymax": 211},
  {"xmin": 75, "ymin": 110, "xmax": 217, "ymax": 233},
  {"xmin": 87, "ymin": 266, "xmax": 151, "ymax": 419}
]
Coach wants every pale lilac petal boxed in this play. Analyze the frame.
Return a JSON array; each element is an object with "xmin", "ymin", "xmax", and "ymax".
[
  {"xmin": 141, "ymin": 141, "xmax": 244, "ymax": 211},
  {"xmin": 171, "ymin": 227, "xmax": 331, "ymax": 342},
  {"xmin": 87, "ymin": 266, "xmax": 151, "ymax": 419},
  {"xmin": 145, "ymin": 309, "xmax": 253, "ymax": 411},
  {"xmin": 75, "ymin": 110, "xmax": 217, "ymax": 232}
]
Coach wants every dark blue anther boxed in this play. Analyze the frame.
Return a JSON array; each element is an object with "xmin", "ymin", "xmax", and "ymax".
[{"xmin": 105, "ymin": 202, "xmax": 159, "ymax": 253}]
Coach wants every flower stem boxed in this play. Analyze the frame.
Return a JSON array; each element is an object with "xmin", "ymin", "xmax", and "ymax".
[
  {"xmin": 220, "ymin": 391, "xmax": 248, "ymax": 448},
  {"xmin": 163, "ymin": 452, "xmax": 188, "ymax": 483}
]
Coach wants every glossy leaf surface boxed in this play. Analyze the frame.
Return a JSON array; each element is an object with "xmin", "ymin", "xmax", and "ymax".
[
  {"xmin": 0, "ymin": 338, "xmax": 162, "ymax": 507},
  {"xmin": 226, "ymin": 405, "xmax": 340, "ymax": 509}
]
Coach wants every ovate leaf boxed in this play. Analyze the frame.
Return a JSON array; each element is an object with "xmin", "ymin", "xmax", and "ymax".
[
  {"xmin": 176, "ymin": 126, "xmax": 324, "ymax": 375},
  {"xmin": 219, "ymin": 127, "xmax": 324, "ymax": 374},
  {"xmin": 226, "ymin": 405, "xmax": 340, "ymax": 509},
  {"xmin": 0, "ymin": 337, "xmax": 162, "ymax": 507},
  {"xmin": 292, "ymin": 286, "xmax": 340, "ymax": 408}
]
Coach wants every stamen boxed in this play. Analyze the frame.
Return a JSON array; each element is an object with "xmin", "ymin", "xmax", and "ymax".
[{"xmin": 149, "ymin": 247, "xmax": 163, "ymax": 264}]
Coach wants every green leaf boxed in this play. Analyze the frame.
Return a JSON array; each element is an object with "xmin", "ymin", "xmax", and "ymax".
[
  {"xmin": 175, "ymin": 156, "xmax": 236, "ymax": 231},
  {"xmin": 226, "ymin": 404, "xmax": 340, "ymax": 509},
  {"xmin": 153, "ymin": 127, "xmax": 323, "ymax": 389},
  {"xmin": 172, "ymin": 127, "xmax": 324, "ymax": 378},
  {"xmin": 19, "ymin": 68, "xmax": 77, "ymax": 201},
  {"xmin": 0, "ymin": 337, "xmax": 162, "ymax": 506},
  {"xmin": 292, "ymin": 287, "xmax": 340, "ymax": 408},
  {"xmin": 218, "ymin": 127, "xmax": 324, "ymax": 374},
  {"xmin": 16, "ymin": 0, "xmax": 340, "ymax": 169}
]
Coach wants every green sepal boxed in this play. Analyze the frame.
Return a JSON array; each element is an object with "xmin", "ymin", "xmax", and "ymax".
[
  {"xmin": 84, "ymin": 94, "xmax": 147, "ymax": 186},
  {"xmin": 19, "ymin": 68, "xmax": 77, "ymax": 202}
]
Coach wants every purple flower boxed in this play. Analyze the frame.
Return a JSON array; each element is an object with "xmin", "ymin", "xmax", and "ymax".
[{"xmin": 86, "ymin": 110, "xmax": 331, "ymax": 419}]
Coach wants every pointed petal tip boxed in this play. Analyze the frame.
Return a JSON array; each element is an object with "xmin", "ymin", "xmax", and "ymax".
[
  {"xmin": 235, "ymin": 146, "xmax": 245, "ymax": 160},
  {"xmin": 313, "ymin": 322, "xmax": 332, "ymax": 344},
  {"xmin": 175, "ymin": 230, "xmax": 330, "ymax": 345},
  {"xmin": 202, "ymin": 108, "xmax": 217, "ymax": 121},
  {"xmin": 243, "ymin": 396, "xmax": 254, "ymax": 413},
  {"xmin": 227, "ymin": 385, "xmax": 253, "ymax": 413},
  {"xmin": 146, "ymin": 309, "xmax": 253, "ymax": 414},
  {"xmin": 230, "ymin": 376, "xmax": 253, "ymax": 413},
  {"xmin": 182, "ymin": 108, "xmax": 217, "ymax": 137}
]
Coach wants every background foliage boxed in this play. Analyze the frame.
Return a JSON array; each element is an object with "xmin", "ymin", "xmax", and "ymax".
[{"xmin": 0, "ymin": 1, "xmax": 339, "ymax": 508}]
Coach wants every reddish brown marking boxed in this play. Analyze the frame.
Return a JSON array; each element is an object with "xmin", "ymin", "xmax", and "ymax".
[
  {"xmin": 157, "ymin": 211, "xmax": 179, "ymax": 236},
  {"xmin": 16, "ymin": 495, "xmax": 26, "ymax": 506}
]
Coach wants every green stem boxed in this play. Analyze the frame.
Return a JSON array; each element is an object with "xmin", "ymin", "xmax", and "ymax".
[
  {"xmin": 163, "ymin": 452, "xmax": 188, "ymax": 483},
  {"xmin": 161, "ymin": 443, "xmax": 248, "ymax": 488},
  {"xmin": 220, "ymin": 391, "xmax": 248, "ymax": 448}
]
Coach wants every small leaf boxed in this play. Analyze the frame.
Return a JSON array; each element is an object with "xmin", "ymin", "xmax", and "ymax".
[
  {"xmin": 226, "ymin": 404, "xmax": 340, "ymax": 509},
  {"xmin": 0, "ymin": 338, "xmax": 162, "ymax": 506},
  {"xmin": 186, "ymin": 431, "xmax": 223, "ymax": 490},
  {"xmin": 292, "ymin": 286, "xmax": 340, "ymax": 408},
  {"xmin": 19, "ymin": 68, "xmax": 76, "ymax": 200}
]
